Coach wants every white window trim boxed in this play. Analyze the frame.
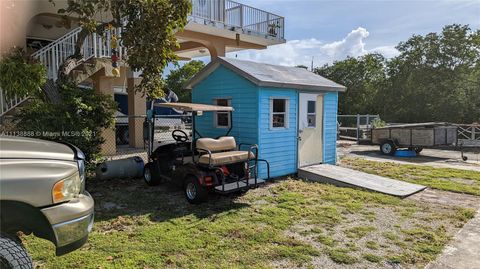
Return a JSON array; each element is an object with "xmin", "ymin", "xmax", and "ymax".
[
  {"xmin": 307, "ymin": 100, "xmax": 316, "ymax": 128},
  {"xmin": 269, "ymin": 97, "xmax": 289, "ymax": 130},
  {"xmin": 213, "ymin": 98, "xmax": 231, "ymax": 129}
]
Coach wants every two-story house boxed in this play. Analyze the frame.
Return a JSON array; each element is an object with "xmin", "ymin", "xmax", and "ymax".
[{"xmin": 0, "ymin": 0, "xmax": 285, "ymax": 154}]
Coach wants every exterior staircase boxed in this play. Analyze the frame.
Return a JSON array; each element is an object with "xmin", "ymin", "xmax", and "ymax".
[{"xmin": 0, "ymin": 26, "xmax": 124, "ymax": 117}]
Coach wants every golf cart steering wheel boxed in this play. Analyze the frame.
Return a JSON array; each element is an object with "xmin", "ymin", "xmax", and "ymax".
[{"xmin": 172, "ymin": 129, "xmax": 188, "ymax": 143}]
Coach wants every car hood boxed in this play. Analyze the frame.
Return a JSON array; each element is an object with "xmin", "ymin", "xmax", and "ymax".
[{"xmin": 0, "ymin": 136, "xmax": 74, "ymax": 161}]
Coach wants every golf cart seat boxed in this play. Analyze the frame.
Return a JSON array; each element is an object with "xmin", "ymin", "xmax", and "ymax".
[{"xmin": 196, "ymin": 136, "xmax": 255, "ymax": 166}]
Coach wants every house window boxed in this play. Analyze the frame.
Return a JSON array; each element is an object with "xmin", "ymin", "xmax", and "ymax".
[
  {"xmin": 270, "ymin": 98, "xmax": 289, "ymax": 128},
  {"xmin": 214, "ymin": 98, "xmax": 231, "ymax": 128},
  {"xmin": 307, "ymin": 100, "xmax": 316, "ymax": 127}
]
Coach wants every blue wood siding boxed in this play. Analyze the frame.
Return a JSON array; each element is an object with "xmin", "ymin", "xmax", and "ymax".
[
  {"xmin": 322, "ymin": 92, "xmax": 338, "ymax": 164},
  {"xmin": 191, "ymin": 66, "xmax": 259, "ymax": 147},
  {"xmin": 258, "ymin": 88, "xmax": 298, "ymax": 178}
]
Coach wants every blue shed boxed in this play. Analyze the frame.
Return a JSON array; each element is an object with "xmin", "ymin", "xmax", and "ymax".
[{"xmin": 186, "ymin": 57, "xmax": 346, "ymax": 178}]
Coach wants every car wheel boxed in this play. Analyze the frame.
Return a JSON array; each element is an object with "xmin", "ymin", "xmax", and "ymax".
[
  {"xmin": 0, "ymin": 233, "xmax": 32, "ymax": 269},
  {"xmin": 380, "ymin": 141, "xmax": 396, "ymax": 155},
  {"xmin": 143, "ymin": 162, "xmax": 161, "ymax": 186},
  {"xmin": 184, "ymin": 176, "xmax": 208, "ymax": 204}
]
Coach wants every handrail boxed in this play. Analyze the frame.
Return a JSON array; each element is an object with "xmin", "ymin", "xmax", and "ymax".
[
  {"xmin": 190, "ymin": 0, "xmax": 285, "ymax": 39},
  {"xmin": 1, "ymin": 26, "xmax": 124, "ymax": 117}
]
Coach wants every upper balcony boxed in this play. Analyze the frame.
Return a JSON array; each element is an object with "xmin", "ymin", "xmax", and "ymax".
[
  {"xmin": 177, "ymin": 0, "xmax": 286, "ymax": 58},
  {"xmin": 190, "ymin": 0, "xmax": 285, "ymax": 41}
]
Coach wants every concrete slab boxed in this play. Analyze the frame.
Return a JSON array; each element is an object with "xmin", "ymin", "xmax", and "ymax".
[
  {"xmin": 298, "ymin": 164, "xmax": 426, "ymax": 197},
  {"xmin": 426, "ymin": 208, "xmax": 480, "ymax": 269}
]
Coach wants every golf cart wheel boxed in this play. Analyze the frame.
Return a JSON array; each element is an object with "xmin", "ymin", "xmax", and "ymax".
[
  {"xmin": 380, "ymin": 141, "xmax": 396, "ymax": 155},
  {"xmin": 184, "ymin": 176, "xmax": 208, "ymax": 204},
  {"xmin": 143, "ymin": 162, "xmax": 161, "ymax": 186},
  {"xmin": 0, "ymin": 233, "xmax": 32, "ymax": 269}
]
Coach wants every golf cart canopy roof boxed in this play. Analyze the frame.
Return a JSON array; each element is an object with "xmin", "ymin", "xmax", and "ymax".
[{"xmin": 154, "ymin": 102, "xmax": 234, "ymax": 112}]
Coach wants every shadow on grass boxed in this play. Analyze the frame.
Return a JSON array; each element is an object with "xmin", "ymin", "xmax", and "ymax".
[
  {"xmin": 86, "ymin": 177, "xmax": 250, "ymax": 224},
  {"xmin": 349, "ymin": 150, "xmax": 452, "ymax": 163}
]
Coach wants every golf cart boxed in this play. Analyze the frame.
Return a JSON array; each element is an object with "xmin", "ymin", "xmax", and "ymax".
[{"xmin": 143, "ymin": 102, "xmax": 269, "ymax": 204}]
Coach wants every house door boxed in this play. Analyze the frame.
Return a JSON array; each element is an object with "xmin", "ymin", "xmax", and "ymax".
[{"xmin": 298, "ymin": 93, "xmax": 323, "ymax": 167}]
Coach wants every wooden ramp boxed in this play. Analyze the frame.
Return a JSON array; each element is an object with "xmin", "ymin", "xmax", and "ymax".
[{"xmin": 298, "ymin": 164, "xmax": 426, "ymax": 198}]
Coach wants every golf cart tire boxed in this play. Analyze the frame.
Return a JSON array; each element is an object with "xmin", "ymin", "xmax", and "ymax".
[
  {"xmin": 380, "ymin": 140, "xmax": 397, "ymax": 155},
  {"xmin": 0, "ymin": 233, "xmax": 33, "ymax": 269},
  {"xmin": 184, "ymin": 176, "xmax": 208, "ymax": 204},
  {"xmin": 143, "ymin": 162, "xmax": 161, "ymax": 186}
]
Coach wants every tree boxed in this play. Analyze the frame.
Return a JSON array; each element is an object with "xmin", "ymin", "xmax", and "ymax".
[
  {"xmin": 383, "ymin": 24, "xmax": 480, "ymax": 123},
  {"xmin": 315, "ymin": 53, "xmax": 387, "ymax": 115},
  {"xmin": 316, "ymin": 24, "xmax": 480, "ymax": 124},
  {"xmin": 165, "ymin": 60, "xmax": 205, "ymax": 102},
  {"xmin": 16, "ymin": 83, "xmax": 117, "ymax": 162}
]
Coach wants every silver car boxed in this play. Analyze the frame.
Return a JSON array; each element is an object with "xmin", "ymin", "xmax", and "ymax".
[{"xmin": 0, "ymin": 136, "xmax": 94, "ymax": 269}]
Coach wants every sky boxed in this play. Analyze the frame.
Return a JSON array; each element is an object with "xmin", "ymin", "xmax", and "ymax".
[{"xmin": 223, "ymin": 0, "xmax": 480, "ymax": 68}]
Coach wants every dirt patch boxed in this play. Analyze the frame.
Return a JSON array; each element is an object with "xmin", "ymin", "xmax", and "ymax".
[{"xmin": 408, "ymin": 188, "xmax": 480, "ymax": 209}]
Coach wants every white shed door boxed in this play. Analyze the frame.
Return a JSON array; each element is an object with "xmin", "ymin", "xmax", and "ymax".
[{"xmin": 298, "ymin": 93, "xmax": 323, "ymax": 167}]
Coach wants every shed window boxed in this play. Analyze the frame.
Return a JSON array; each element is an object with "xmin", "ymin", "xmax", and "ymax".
[
  {"xmin": 270, "ymin": 98, "xmax": 289, "ymax": 128},
  {"xmin": 214, "ymin": 98, "xmax": 231, "ymax": 128},
  {"xmin": 307, "ymin": 100, "xmax": 316, "ymax": 127}
]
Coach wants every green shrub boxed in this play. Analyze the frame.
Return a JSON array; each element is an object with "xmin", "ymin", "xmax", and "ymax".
[
  {"xmin": 0, "ymin": 48, "xmax": 46, "ymax": 99},
  {"xmin": 16, "ymin": 82, "xmax": 117, "ymax": 163},
  {"xmin": 371, "ymin": 118, "xmax": 386, "ymax": 128}
]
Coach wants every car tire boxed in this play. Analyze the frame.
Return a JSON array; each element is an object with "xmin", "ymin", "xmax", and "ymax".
[
  {"xmin": 184, "ymin": 176, "xmax": 208, "ymax": 204},
  {"xmin": 143, "ymin": 162, "xmax": 161, "ymax": 186},
  {"xmin": 0, "ymin": 233, "xmax": 33, "ymax": 269},
  {"xmin": 380, "ymin": 141, "xmax": 396, "ymax": 155}
]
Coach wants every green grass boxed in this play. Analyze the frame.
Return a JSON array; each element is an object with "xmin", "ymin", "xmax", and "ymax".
[
  {"xmin": 22, "ymin": 178, "xmax": 475, "ymax": 268},
  {"xmin": 365, "ymin": 241, "xmax": 380, "ymax": 250},
  {"xmin": 327, "ymin": 248, "xmax": 358, "ymax": 264},
  {"xmin": 316, "ymin": 234, "xmax": 335, "ymax": 247},
  {"xmin": 345, "ymin": 226, "xmax": 376, "ymax": 239},
  {"xmin": 341, "ymin": 157, "xmax": 480, "ymax": 195},
  {"xmin": 363, "ymin": 253, "xmax": 383, "ymax": 263}
]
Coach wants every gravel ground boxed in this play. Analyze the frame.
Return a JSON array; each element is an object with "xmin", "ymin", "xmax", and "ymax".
[{"xmin": 337, "ymin": 141, "xmax": 480, "ymax": 172}]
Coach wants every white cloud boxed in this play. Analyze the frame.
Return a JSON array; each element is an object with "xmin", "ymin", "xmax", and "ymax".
[{"xmin": 227, "ymin": 27, "xmax": 400, "ymax": 68}]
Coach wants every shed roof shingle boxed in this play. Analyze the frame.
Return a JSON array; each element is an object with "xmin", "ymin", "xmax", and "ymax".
[{"xmin": 184, "ymin": 57, "xmax": 347, "ymax": 92}]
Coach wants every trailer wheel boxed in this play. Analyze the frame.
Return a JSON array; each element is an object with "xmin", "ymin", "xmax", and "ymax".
[
  {"xmin": 144, "ymin": 162, "xmax": 161, "ymax": 186},
  {"xmin": 184, "ymin": 176, "xmax": 208, "ymax": 204},
  {"xmin": 380, "ymin": 141, "xmax": 396, "ymax": 155}
]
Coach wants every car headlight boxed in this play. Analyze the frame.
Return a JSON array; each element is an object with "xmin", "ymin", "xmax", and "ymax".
[
  {"xmin": 77, "ymin": 159, "xmax": 86, "ymax": 191},
  {"xmin": 52, "ymin": 172, "xmax": 81, "ymax": 203}
]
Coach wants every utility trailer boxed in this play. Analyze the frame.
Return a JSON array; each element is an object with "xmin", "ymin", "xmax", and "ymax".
[{"xmin": 371, "ymin": 122, "xmax": 459, "ymax": 156}]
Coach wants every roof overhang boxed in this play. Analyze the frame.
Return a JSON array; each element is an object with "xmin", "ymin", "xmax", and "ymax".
[{"xmin": 154, "ymin": 102, "xmax": 234, "ymax": 112}]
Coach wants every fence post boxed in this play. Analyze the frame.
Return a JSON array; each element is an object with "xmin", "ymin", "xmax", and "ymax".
[
  {"xmin": 240, "ymin": 5, "xmax": 243, "ymax": 28},
  {"xmin": 356, "ymin": 114, "xmax": 360, "ymax": 142},
  {"xmin": 473, "ymin": 126, "xmax": 476, "ymax": 140}
]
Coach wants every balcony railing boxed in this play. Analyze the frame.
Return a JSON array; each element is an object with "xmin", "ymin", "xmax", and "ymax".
[{"xmin": 190, "ymin": 0, "xmax": 285, "ymax": 40}]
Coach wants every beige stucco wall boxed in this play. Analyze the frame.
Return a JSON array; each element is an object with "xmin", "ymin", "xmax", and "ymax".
[{"xmin": 0, "ymin": 0, "xmax": 69, "ymax": 56}]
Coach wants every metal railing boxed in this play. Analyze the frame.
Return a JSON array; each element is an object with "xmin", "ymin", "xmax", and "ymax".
[
  {"xmin": 0, "ymin": 88, "xmax": 27, "ymax": 117},
  {"xmin": 191, "ymin": 0, "xmax": 285, "ymax": 39},
  {"xmin": 32, "ymin": 26, "xmax": 125, "ymax": 81},
  {"xmin": 456, "ymin": 124, "xmax": 480, "ymax": 147},
  {"xmin": 0, "ymin": 26, "xmax": 125, "ymax": 117},
  {"xmin": 338, "ymin": 114, "xmax": 381, "ymax": 142}
]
